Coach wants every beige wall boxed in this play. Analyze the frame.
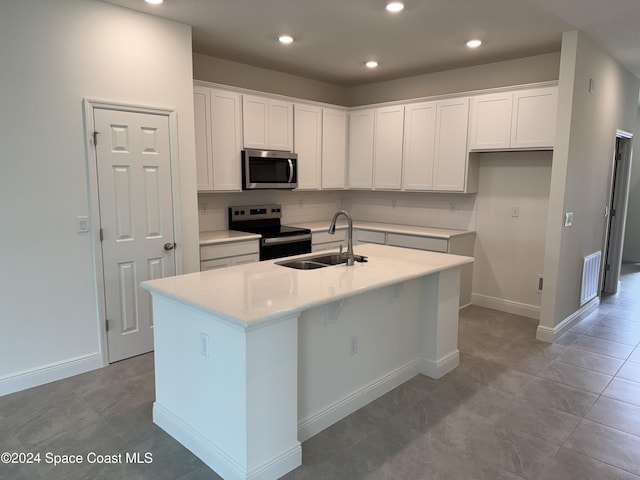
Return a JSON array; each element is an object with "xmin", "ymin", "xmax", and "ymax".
[
  {"xmin": 193, "ymin": 53, "xmax": 350, "ymax": 106},
  {"xmin": 472, "ymin": 152, "xmax": 552, "ymax": 317},
  {"xmin": 623, "ymin": 107, "xmax": 640, "ymax": 262},
  {"xmin": 193, "ymin": 52, "xmax": 561, "ymax": 107},
  {"xmin": 541, "ymin": 31, "xmax": 640, "ymax": 332},
  {"xmin": 0, "ymin": 0, "xmax": 198, "ymax": 392}
]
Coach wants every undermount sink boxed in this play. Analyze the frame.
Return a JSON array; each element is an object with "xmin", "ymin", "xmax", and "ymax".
[{"xmin": 276, "ymin": 252, "xmax": 367, "ymax": 270}]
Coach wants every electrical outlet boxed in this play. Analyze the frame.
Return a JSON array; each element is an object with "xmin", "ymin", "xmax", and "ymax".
[
  {"xmin": 349, "ymin": 335, "xmax": 358, "ymax": 356},
  {"xmin": 449, "ymin": 202, "xmax": 456, "ymax": 213},
  {"xmin": 76, "ymin": 216, "xmax": 90, "ymax": 233},
  {"xmin": 200, "ymin": 332, "xmax": 209, "ymax": 358},
  {"xmin": 511, "ymin": 206, "xmax": 520, "ymax": 218}
]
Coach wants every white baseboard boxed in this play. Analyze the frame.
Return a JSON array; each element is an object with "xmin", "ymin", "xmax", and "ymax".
[
  {"xmin": 471, "ymin": 293, "xmax": 541, "ymax": 319},
  {"xmin": 297, "ymin": 359, "xmax": 421, "ymax": 442},
  {"xmin": 420, "ymin": 350, "xmax": 460, "ymax": 379},
  {"xmin": 0, "ymin": 353, "xmax": 104, "ymax": 397},
  {"xmin": 536, "ymin": 297, "xmax": 600, "ymax": 343},
  {"xmin": 154, "ymin": 403, "xmax": 302, "ymax": 480}
]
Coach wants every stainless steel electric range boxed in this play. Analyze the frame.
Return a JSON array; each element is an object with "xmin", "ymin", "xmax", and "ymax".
[{"xmin": 228, "ymin": 204, "xmax": 312, "ymax": 261}]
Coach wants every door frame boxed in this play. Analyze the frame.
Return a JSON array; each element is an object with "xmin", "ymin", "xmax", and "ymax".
[
  {"xmin": 83, "ymin": 99, "xmax": 183, "ymax": 365},
  {"xmin": 601, "ymin": 129, "xmax": 634, "ymax": 294}
]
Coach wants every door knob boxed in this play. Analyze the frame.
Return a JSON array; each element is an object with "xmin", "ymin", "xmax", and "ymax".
[{"xmin": 164, "ymin": 242, "xmax": 176, "ymax": 251}]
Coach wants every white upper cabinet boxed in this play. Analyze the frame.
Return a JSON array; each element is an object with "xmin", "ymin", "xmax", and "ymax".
[
  {"xmin": 403, "ymin": 101, "xmax": 437, "ymax": 190},
  {"xmin": 373, "ymin": 105, "xmax": 405, "ymax": 190},
  {"xmin": 194, "ymin": 86, "xmax": 243, "ymax": 192},
  {"xmin": 321, "ymin": 108, "xmax": 348, "ymax": 189},
  {"xmin": 468, "ymin": 85, "xmax": 557, "ymax": 151},
  {"xmin": 511, "ymin": 86, "xmax": 558, "ymax": 149},
  {"xmin": 348, "ymin": 109, "xmax": 375, "ymax": 189},
  {"xmin": 468, "ymin": 92, "xmax": 513, "ymax": 150},
  {"xmin": 294, "ymin": 103, "xmax": 322, "ymax": 190},
  {"xmin": 433, "ymin": 97, "xmax": 470, "ymax": 192},
  {"xmin": 242, "ymin": 95, "xmax": 293, "ymax": 151}
]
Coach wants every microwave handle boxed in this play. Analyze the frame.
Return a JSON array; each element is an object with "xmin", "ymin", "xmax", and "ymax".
[{"xmin": 288, "ymin": 158, "xmax": 294, "ymax": 184}]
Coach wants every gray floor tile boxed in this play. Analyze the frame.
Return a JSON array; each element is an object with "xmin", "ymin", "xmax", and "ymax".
[
  {"xmin": 598, "ymin": 316, "xmax": 640, "ymax": 334},
  {"xmin": 629, "ymin": 347, "xmax": 640, "ymax": 364},
  {"xmin": 564, "ymin": 419, "xmax": 640, "ymax": 475},
  {"xmin": 555, "ymin": 346, "xmax": 624, "ymax": 375},
  {"xmin": 616, "ymin": 361, "xmax": 640, "ymax": 382},
  {"xmin": 78, "ymin": 372, "xmax": 155, "ymax": 417},
  {"xmin": 537, "ymin": 360, "xmax": 612, "ymax": 394},
  {"xmin": 536, "ymin": 447, "xmax": 640, "ymax": 480},
  {"xmin": 555, "ymin": 331, "xmax": 581, "ymax": 346},
  {"xmin": 584, "ymin": 324, "xmax": 640, "ymax": 346},
  {"xmin": 586, "ymin": 395, "xmax": 640, "ymax": 437},
  {"xmin": 449, "ymin": 354, "xmax": 534, "ymax": 395},
  {"xmin": 602, "ymin": 377, "xmax": 640, "ymax": 406},
  {"xmin": 572, "ymin": 335, "xmax": 635, "ymax": 359},
  {"xmin": 520, "ymin": 377, "xmax": 598, "ymax": 416}
]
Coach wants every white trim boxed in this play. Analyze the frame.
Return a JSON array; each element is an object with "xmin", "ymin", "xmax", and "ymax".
[
  {"xmin": 471, "ymin": 293, "xmax": 541, "ymax": 319},
  {"xmin": 419, "ymin": 350, "xmax": 460, "ymax": 379},
  {"xmin": 83, "ymin": 99, "xmax": 181, "ymax": 364},
  {"xmin": 154, "ymin": 403, "xmax": 301, "ymax": 480},
  {"xmin": 536, "ymin": 297, "xmax": 599, "ymax": 342},
  {"xmin": 297, "ymin": 359, "xmax": 420, "ymax": 442},
  {"xmin": 0, "ymin": 353, "xmax": 103, "ymax": 397}
]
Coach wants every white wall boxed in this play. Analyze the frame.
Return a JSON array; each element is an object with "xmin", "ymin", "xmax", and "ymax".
[
  {"xmin": 540, "ymin": 31, "xmax": 639, "ymax": 334},
  {"xmin": 623, "ymin": 107, "xmax": 640, "ymax": 262},
  {"xmin": 0, "ymin": 0, "xmax": 198, "ymax": 393},
  {"xmin": 472, "ymin": 152, "xmax": 552, "ymax": 317}
]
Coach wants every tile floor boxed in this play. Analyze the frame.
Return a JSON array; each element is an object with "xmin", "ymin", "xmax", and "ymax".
[{"xmin": 1, "ymin": 263, "xmax": 640, "ymax": 479}]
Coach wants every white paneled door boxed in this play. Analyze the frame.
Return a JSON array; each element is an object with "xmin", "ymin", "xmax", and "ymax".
[{"xmin": 94, "ymin": 108, "xmax": 176, "ymax": 362}]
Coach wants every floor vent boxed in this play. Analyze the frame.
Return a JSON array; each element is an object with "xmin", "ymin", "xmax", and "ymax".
[{"xmin": 580, "ymin": 251, "xmax": 601, "ymax": 306}]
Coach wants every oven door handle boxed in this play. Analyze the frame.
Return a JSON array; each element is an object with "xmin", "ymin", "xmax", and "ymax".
[
  {"xmin": 262, "ymin": 233, "xmax": 311, "ymax": 245},
  {"xmin": 288, "ymin": 158, "xmax": 294, "ymax": 184}
]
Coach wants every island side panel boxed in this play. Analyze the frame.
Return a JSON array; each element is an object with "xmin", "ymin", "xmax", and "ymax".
[
  {"xmin": 297, "ymin": 279, "xmax": 424, "ymax": 441},
  {"xmin": 419, "ymin": 268, "xmax": 462, "ymax": 378},
  {"xmin": 150, "ymin": 294, "xmax": 301, "ymax": 480}
]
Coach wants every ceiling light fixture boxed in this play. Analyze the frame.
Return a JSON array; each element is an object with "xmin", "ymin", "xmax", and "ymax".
[
  {"xmin": 466, "ymin": 39, "xmax": 482, "ymax": 48},
  {"xmin": 279, "ymin": 35, "xmax": 294, "ymax": 45},
  {"xmin": 145, "ymin": 0, "xmax": 163, "ymax": 4},
  {"xmin": 385, "ymin": 1, "xmax": 405, "ymax": 13},
  {"xmin": 365, "ymin": 60, "xmax": 379, "ymax": 69}
]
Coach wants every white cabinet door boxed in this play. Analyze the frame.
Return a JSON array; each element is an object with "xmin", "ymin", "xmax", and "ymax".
[
  {"xmin": 211, "ymin": 89, "xmax": 242, "ymax": 191},
  {"xmin": 322, "ymin": 108, "xmax": 347, "ymax": 189},
  {"xmin": 402, "ymin": 101, "xmax": 436, "ymax": 191},
  {"xmin": 194, "ymin": 86, "xmax": 242, "ymax": 191},
  {"xmin": 433, "ymin": 97, "xmax": 470, "ymax": 192},
  {"xmin": 242, "ymin": 95, "xmax": 293, "ymax": 151},
  {"xmin": 242, "ymin": 95, "xmax": 269, "ymax": 149},
  {"xmin": 511, "ymin": 86, "xmax": 557, "ymax": 149},
  {"xmin": 294, "ymin": 104, "xmax": 322, "ymax": 190},
  {"xmin": 374, "ymin": 105, "xmax": 404, "ymax": 190},
  {"xmin": 348, "ymin": 109, "xmax": 375, "ymax": 189},
  {"xmin": 269, "ymin": 99, "xmax": 294, "ymax": 151},
  {"xmin": 468, "ymin": 92, "xmax": 513, "ymax": 150},
  {"xmin": 194, "ymin": 86, "xmax": 213, "ymax": 191}
]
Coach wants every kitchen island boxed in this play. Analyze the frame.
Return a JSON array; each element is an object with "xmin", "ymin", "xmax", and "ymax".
[{"xmin": 141, "ymin": 244, "xmax": 473, "ymax": 480}]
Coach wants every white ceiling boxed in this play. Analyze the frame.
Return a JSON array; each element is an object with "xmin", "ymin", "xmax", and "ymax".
[{"xmin": 102, "ymin": 0, "xmax": 640, "ymax": 87}]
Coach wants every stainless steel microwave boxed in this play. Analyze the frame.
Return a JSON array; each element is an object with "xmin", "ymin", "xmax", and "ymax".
[{"xmin": 242, "ymin": 149, "xmax": 298, "ymax": 190}]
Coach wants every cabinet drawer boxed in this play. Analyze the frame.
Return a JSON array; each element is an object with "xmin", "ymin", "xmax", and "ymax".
[
  {"xmin": 312, "ymin": 230, "xmax": 346, "ymax": 245},
  {"xmin": 387, "ymin": 233, "xmax": 448, "ymax": 253},
  {"xmin": 200, "ymin": 240, "xmax": 259, "ymax": 261},
  {"xmin": 355, "ymin": 230, "xmax": 386, "ymax": 245}
]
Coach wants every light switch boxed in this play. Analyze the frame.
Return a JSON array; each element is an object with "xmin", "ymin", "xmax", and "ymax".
[
  {"xmin": 564, "ymin": 212, "xmax": 574, "ymax": 227},
  {"xmin": 76, "ymin": 216, "xmax": 90, "ymax": 233}
]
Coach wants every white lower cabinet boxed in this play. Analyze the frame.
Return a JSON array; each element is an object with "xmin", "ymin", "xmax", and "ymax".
[{"xmin": 200, "ymin": 240, "xmax": 260, "ymax": 271}]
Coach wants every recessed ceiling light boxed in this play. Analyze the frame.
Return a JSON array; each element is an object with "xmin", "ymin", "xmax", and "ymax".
[
  {"xmin": 279, "ymin": 35, "xmax": 294, "ymax": 45},
  {"xmin": 386, "ymin": 1, "xmax": 405, "ymax": 13},
  {"xmin": 466, "ymin": 39, "xmax": 482, "ymax": 48},
  {"xmin": 365, "ymin": 60, "xmax": 379, "ymax": 69},
  {"xmin": 145, "ymin": 0, "xmax": 163, "ymax": 4}
]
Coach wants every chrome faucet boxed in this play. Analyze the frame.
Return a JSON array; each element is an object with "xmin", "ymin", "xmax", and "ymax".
[{"xmin": 329, "ymin": 210, "xmax": 354, "ymax": 266}]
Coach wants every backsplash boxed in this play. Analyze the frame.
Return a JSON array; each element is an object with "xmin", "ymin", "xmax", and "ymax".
[{"xmin": 198, "ymin": 190, "xmax": 477, "ymax": 232}]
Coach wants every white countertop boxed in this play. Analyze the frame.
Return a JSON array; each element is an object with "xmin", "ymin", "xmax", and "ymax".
[
  {"xmin": 199, "ymin": 230, "xmax": 261, "ymax": 246},
  {"xmin": 142, "ymin": 243, "xmax": 473, "ymax": 329},
  {"xmin": 290, "ymin": 220, "xmax": 474, "ymax": 239}
]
